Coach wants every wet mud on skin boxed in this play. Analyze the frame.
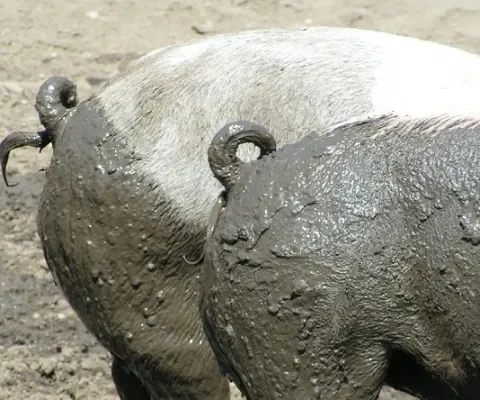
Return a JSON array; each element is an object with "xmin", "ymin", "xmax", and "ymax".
[
  {"xmin": 202, "ymin": 118, "xmax": 480, "ymax": 399},
  {"xmin": 2, "ymin": 0, "xmax": 480, "ymax": 399},
  {"xmin": 37, "ymin": 99, "xmax": 230, "ymax": 399}
]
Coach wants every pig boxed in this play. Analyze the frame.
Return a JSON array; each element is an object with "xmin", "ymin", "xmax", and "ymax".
[
  {"xmin": 2, "ymin": 26, "xmax": 480, "ymax": 399},
  {"xmin": 201, "ymin": 116, "xmax": 480, "ymax": 400}
]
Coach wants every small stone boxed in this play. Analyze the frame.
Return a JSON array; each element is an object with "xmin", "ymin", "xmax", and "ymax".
[
  {"xmin": 64, "ymin": 361, "xmax": 78, "ymax": 375},
  {"xmin": 13, "ymin": 336, "xmax": 26, "ymax": 345},
  {"xmin": 12, "ymin": 362, "xmax": 28, "ymax": 374},
  {"xmin": 191, "ymin": 22, "xmax": 214, "ymax": 35},
  {"xmin": 86, "ymin": 76, "xmax": 108, "ymax": 86},
  {"xmin": 86, "ymin": 11, "xmax": 99, "ymax": 19},
  {"xmin": 37, "ymin": 358, "xmax": 56, "ymax": 378},
  {"xmin": 61, "ymin": 346, "xmax": 75, "ymax": 358},
  {"xmin": 81, "ymin": 358, "xmax": 97, "ymax": 371}
]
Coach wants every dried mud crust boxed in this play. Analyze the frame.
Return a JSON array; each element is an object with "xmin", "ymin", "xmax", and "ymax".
[{"xmin": 2, "ymin": 0, "xmax": 479, "ymax": 399}]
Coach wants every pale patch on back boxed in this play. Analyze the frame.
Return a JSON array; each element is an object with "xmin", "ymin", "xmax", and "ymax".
[
  {"xmin": 94, "ymin": 27, "xmax": 381, "ymax": 226},
  {"xmin": 143, "ymin": 38, "xmax": 215, "ymax": 68},
  {"xmin": 97, "ymin": 78, "xmax": 138, "ymax": 134},
  {"xmin": 376, "ymin": 113, "xmax": 480, "ymax": 138},
  {"xmin": 328, "ymin": 113, "xmax": 480, "ymax": 141},
  {"xmin": 372, "ymin": 35, "xmax": 480, "ymax": 117},
  {"xmin": 92, "ymin": 26, "xmax": 480, "ymax": 226}
]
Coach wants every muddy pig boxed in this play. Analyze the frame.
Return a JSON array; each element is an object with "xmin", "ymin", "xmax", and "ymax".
[
  {"xmin": 202, "ymin": 116, "xmax": 480, "ymax": 400},
  {"xmin": 3, "ymin": 26, "xmax": 480, "ymax": 399}
]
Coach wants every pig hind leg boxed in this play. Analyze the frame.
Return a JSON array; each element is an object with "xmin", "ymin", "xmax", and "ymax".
[{"xmin": 111, "ymin": 357, "xmax": 151, "ymax": 400}]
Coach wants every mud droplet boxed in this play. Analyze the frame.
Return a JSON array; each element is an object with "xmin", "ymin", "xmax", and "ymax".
[
  {"xmin": 77, "ymin": 175, "xmax": 83, "ymax": 181},
  {"xmin": 156, "ymin": 291, "xmax": 165, "ymax": 304},
  {"xmin": 293, "ymin": 356, "xmax": 301, "ymax": 370},
  {"xmin": 106, "ymin": 232, "xmax": 116, "ymax": 245},
  {"xmin": 142, "ymin": 307, "xmax": 153, "ymax": 318},
  {"xmin": 434, "ymin": 199, "xmax": 443, "ymax": 209},
  {"xmin": 297, "ymin": 341, "xmax": 306, "ymax": 354},
  {"xmin": 147, "ymin": 262, "xmax": 156, "ymax": 272},
  {"xmin": 267, "ymin": 304, "xmax": 280, "ymax": 316},
  {"xmin": 131, "ymin": 277, "xmax": 142, "ymax": 289},
  {"xmin": 107, "ymin": 167, "xmax": 117, "ymax": 175},
  {"xmin": 91, "ymin": 269, "xmax": 100, "ymax": 281},
  {"xmin": 225, "ymin": 324, "xmax": 235, "ymax": 344},
  {"xmin": 86, "ymin": 240, "xmax": 94, "ymax": 246},
  {"xmin": 146, "ymin": 315, "xmax": 157, "ymax": 327},
  {"xmin": 460, "ymin": 213, "xmax": 480, "ymax": 245},
  {"xmin": 125, "ymin": 332, "xmax": 133, "ymax": 341}
]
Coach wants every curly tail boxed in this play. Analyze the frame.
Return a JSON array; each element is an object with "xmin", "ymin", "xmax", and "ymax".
[
  {"xmin": 0, "ymin": 76, "xmax": 78, "ymax": 187},
  {"xmin": 208, "ymin": 120, "xmax": 277, "ymax": 191},
  {"xmin": 35, "ymin": 76, "xmax": 78, "ymax": 135}
]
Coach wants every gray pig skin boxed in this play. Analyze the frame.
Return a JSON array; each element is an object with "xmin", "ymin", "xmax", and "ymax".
[
  {"xmin": 202, "ymin": 116, "xmax": 480, "ymax": 400},
  {"xmin": 4, "ymin": 25, "xmax": 480, "ymax": 400}
]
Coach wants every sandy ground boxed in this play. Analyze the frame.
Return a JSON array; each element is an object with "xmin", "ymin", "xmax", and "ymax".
[{"xmin": 1, "ymin": 0, "xmax": 480, "ymax": 399}]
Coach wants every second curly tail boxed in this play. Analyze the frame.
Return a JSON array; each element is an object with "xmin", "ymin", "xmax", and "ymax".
[{"xmin": 208, "ymin": 120, "xmax": 277, "ymax": 191}]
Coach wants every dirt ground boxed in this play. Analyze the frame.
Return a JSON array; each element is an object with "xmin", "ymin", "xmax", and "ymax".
[{"xmin": 1, "ymin": 0, "xmax": 479, "ymax": 399}]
